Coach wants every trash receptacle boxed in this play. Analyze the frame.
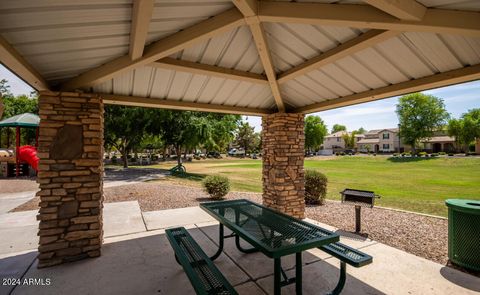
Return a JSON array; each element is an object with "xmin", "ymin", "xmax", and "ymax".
[{"xmin": 445, "ymin": 199, "xmax": 480, "ymax": 271}]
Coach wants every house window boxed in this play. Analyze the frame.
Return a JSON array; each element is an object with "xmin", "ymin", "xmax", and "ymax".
[
  {"xmin": 337, "ymin": 137, "xmax": 340, "ymax": 142},
  {"xmin": 383, "ymin": 144, "xmax": 390, "ymax": 150},
  {"xmin": 383, "ymin": 133, "xmax": 390, "ymax": 139}
]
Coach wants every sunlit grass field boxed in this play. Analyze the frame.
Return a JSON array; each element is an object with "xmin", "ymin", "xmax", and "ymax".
[{"xmin": 134, "ymin": 156, "xmax": 480, "ymax": 217}]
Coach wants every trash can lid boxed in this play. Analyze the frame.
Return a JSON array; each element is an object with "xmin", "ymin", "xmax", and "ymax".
[{"xmin": 445, "ymin": 199, "xmax": 480, "ymax": 215}]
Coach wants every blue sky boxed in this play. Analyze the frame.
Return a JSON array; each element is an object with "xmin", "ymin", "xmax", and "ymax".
[
  {"xmin": 245, "ymin": 80, "xmax": 480, "ymax": 132},
  {"xmin": 1, "ymin": 63, "xmax": 479, "ymax": 132}
]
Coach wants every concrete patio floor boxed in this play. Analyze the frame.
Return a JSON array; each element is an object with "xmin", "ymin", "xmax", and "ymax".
[{"xmin": 0, "ymin": 203, "xmax": 478, "ymax": 295}]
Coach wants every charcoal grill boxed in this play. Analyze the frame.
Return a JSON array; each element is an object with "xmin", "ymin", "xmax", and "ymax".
[{"xmin": 340, "ymin": 189, "xmax": 381, "ymax": 233}]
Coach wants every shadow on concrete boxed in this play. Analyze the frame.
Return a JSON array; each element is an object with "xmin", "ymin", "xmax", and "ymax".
[
  {"xmin": 2, "ymin": 224, "xmax": 385, "ymax": 295},
  {"xmin": 104, "ymin": 167, "xmax": 166, "ymax": 183},
  {"xmin": 0, "ymin": 251, "xmax": 37, "ymax": 295},
  {"xmin": 440, "ymin": 266, "xmax": 480, "ymax": 291},
  {"xmin": 335, "ymin": 229, "xmax": 369, "ymax": 241}
]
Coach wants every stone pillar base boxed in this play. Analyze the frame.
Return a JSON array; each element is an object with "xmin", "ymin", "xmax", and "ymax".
[
  {"xmin": 262, "ymin": 113, "xmax": 305, "ymax": 219},
  {"xmin": 36, "ymin": 91, "xmax": 104, "ymax": 268}
]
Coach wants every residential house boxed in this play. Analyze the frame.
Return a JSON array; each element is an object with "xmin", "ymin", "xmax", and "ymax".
[
  {"xmin": 357, "ymin": 128, "xmax": 401, "ymax": 153},
  {"xmin": 420, "ymin": 130, "xmax": 456, "ymax": 152},
  {"xmin": 323, "ymin": 131, "xmax": 365, "ymax": 152},
  {"xmin": 357, "ymin": 128, "xmax": 457, "ymax": 153}
]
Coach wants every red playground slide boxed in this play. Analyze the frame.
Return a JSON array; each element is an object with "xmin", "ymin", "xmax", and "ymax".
[{"xmin": 18, "ymin": 145, "xmax": 39, "ymax": 171}]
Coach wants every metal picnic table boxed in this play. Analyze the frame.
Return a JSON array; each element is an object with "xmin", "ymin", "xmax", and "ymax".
[{"xmin": 200, "ymin": 199, "xmax": 340, "ymax": 295}]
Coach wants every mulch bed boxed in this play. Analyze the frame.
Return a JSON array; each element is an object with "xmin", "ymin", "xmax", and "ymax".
[{"xmin": 12, "ymin": 182, "xmax": 449, "ymax": 266}]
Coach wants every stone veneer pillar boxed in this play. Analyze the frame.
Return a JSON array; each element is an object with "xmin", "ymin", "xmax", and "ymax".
[
  {"xmin": 36, "ymin": 91, "xmax": 104, "ymax": 268},
  {"xmin": 262, "ymin": 113, "xmax": 305, "ymax": 219}
]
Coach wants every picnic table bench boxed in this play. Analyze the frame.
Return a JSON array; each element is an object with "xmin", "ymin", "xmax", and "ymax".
[
  {"xmin": 166, "ymin": 227, "xmax": 238, "ymax": 295},
  {"xmin": 167, "ymin": 199, "xmax": 373, "ymax": 294}
]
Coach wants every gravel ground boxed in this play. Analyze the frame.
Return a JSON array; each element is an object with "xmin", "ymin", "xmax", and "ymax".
[{"xmin": 11, "ymin": 181, "xmax": 449, "ymax": 266}]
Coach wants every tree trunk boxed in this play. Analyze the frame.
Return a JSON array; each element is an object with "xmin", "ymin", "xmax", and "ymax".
[
  {"xmin": 176, "ymin": 145, "xmax": 182, "ymax": 166},
  {"xmin": 183, "ymin": 149, "xmax": 187, "ymax": 160},
  {"xmin": 122, "ymin": 145, "xmax": 128, "ymax": 168}
]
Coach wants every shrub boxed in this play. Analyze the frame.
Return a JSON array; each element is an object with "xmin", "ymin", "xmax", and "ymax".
[
  {"xmin": 111, "ymin": 155, "xmax": 117, "ymax": 164},
  {"xmin": 448, "ymin": 153, "xmax": 454, "ymax": 156},
  {"xmin": 202, "ymin": 175, "xmax": 230, "ymax": 199},
  {"xmin": 305, "ymin": 170, "xmax": 328, "ymax": 205},
  {"xmin": 393, "ymin": 153, "xmax": 399, "ymax": 157},
  {"xmin": 431, "ymin": 153, "xmax": 438, "ymax": 157},
  {"xmin": 418, "ymin": 151, "xmax": 427, "ymax": 157},
  {"xmin": 439, "ymin": 152, "xmax": 446, "ymax": 155}
]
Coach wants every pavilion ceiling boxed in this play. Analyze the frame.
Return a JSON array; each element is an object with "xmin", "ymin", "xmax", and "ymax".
[{"xmin": 0, "ymin": 0, "xmax": 479, "ymax": 115}]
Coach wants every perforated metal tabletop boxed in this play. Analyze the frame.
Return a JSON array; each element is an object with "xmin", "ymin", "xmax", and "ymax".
[{"xmin": 200, "ymin": 199, "xmax": 339, "ymax": 258}]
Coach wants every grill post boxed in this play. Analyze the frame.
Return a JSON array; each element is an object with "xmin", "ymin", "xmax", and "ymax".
[{"xmin": 355, "ymin": 205, "xmax": 361, "ymax": 233}]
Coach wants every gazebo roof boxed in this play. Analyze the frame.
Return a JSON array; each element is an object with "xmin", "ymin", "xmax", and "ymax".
[
  {"xmin": 0, "ymin": 113, "xmax": 40, "ymax": 128},
  {"xmin": 0, "ymin": 0, "xmax": 479, "ymax": 116}
]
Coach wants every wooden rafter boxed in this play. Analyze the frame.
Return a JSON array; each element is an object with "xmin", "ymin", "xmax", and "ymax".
[
  {"xmin": 249, "ymin": 22, "xmax": 285, "ymax": 112},
  {"xmin": 294, "ymin": 64, "xmax": 480, "ymax": 114},
  {"xmin": 278, "ymin": 30, "xmax": 399, "ymax": 84},
  {"xmin": 363, "ymin": 0, "xmax": 427, "ymax": 21},
  {"xmin": 258, "ymin": 2, "xmax": 480, "ymax": 37},
  {"xmin": 233, "ymin": 0, "xmax": 285, "ymax": 112},
  {"xmin": 0, "ymin": 35, "xmax": 49, "ymax": 91},
  {"xmin": 232, "ymin": 0, "xmax": 257, "ymax": 17},
  {"xmin": 152, "ymin": 58, "xmax": 268, "ymax": 85},
  {"xmin": 61, "ymin": 8, "xmax": 245, "ymax": 90},
  {"xmin": 129, "ymin": 0, "xmax": 155, "ymax": 60},
  {"xmin": 102, "ymin": 93, "xmax": 271, "ymax": 116}
]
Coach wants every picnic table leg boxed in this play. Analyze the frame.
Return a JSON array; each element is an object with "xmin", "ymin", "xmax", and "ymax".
[
  {"xmin": 274, "ymin": 258, "xmax": 281, "ymax": 295},
  {"xmin": 210, "ymin": 223, "xmax": 224, "ymax": 261},
  {"xmin": 235, "ymin": 235, "xmax": 259, "ymax": 253},
  {"xmin": 296, "ymin": 252, "xmax": 302, "ymax": 294},
  {"xmin": 233, "ymin": 209, "xmax": 259, "ymax": 254}
]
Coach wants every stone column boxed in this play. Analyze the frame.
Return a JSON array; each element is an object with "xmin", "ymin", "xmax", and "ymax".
[
  {"xmin": 36, "ymin": 91, "xmax": 104, "ymax": 268},
  {"xmin": 262, "ymin": 113, "xmax": 305, "ymax": 219}
]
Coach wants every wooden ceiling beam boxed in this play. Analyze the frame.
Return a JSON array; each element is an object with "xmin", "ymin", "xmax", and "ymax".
[
  {"xmin": 61, "ymin": 8, "xmax": 245, "ymax": 90},
  {"xmin": 102, "ymin": 93, "xmax": 271, "ymax": 116},
  {"xmin": 0, "ymin": 35, "xmax": 49, "ymax": 91},
  {"xmin": 232, "ymin": 0, "xmax": 257, "ymax": 17},
  {"xmin": 294, "ymin": 64, "xmax": 480, "ymax": 114},
  {"xmin": 129, "ymin": 0, "xmax": 155, "ymax": 60},
  {"xmin": 249, "ymin": 21, "xmax": 286, "ymax": 112},
  {"xmin": 363, "ymin": 0, "xmax": 426, "ymax": 21},
  {"xmin": 278, "ymin": 30, "xmax": 399, "ymax": 84},
  {"xmin": 152, "ymin": 57, "xmax": 268, "ymax": 84},
  {"xmin": 258, "ymin": 2, "xmax": 480, "ymax": 37}
]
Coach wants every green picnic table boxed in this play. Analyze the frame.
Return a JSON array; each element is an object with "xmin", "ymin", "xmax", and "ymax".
[{"xmin": 200, "ymin": 199, "xmax": 340, "ymax": 295}]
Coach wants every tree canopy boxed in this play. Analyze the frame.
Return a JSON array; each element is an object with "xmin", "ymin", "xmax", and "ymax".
[
  {"xmin": 0, "ymin": 79, "xmax": 38, "ymax": 147},
  {"xmin": 356, "ymin": 127, "xmax": 366, "ymax": 134},
  {"xmin": 234, "ymin": 121, "xmax": 259, "ymax": 154},
  {"xmin": 304, "ymin": 115, "xmax": 328, "ymax": 152},
  {"xmin": 331, "ymin": 124, "xmax": 346, "ymax": 134},
  {"xmin": 104, "ymin": 105, "xmax": 241, "ymax": 167},
  {"xmin": 448, "ymin": 108, "xmax": 480, "ymax": 150},
  {"xmin": 342, "ymin": 131, "xmax": 358, "ymax": 149},
  {"xmin": 396, "ymin": 92, "xmax": 449, "ymax": 151}
]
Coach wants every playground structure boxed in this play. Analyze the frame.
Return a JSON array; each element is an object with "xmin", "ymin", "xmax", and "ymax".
[{"xmin": 0, "ymin": 113, "xmax": 40, "ymax": 177}]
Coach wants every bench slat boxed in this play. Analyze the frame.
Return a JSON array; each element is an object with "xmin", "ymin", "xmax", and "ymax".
[
  {"xmin": 166, "ymin": 227, "xmax": 238, "ymax": 295},
  {"xmin": 320, "ymin": 242, "xmax": 372, "ymax": 268}
]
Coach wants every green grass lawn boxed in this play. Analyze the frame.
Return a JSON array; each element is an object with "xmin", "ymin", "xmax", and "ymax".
[{"xmin": 134, "ymin": 156, "xmax": 480, "ymax": 217}]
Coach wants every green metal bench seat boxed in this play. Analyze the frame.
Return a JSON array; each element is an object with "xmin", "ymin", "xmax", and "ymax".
[
  {"xmin": 166, "ymin": 227, "xmax": 238, "ymax": 295},
  {"xmin": 319, "ymin": 242, "xmax": 373, "ymax": 295}
]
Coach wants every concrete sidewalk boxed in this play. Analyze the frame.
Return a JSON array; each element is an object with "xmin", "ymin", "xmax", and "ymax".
[{"xmin": 0, "ymin": 204, "xmax": 478, "ymax": 295}]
